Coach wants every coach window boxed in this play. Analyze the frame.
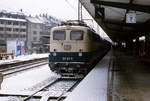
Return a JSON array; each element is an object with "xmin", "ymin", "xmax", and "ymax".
[
  {"xmin": 53, "ymin": 30, "xmax": 66, "ymax": 40},
  {"xmin": 70, "ymin": 31, "xmax": 83, "ymax": 40}
]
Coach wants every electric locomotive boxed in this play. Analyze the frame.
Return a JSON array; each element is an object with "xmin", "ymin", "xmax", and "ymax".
[{"xmin": 49, "ymin": 21, "xmax": 110, "ymax": 75}]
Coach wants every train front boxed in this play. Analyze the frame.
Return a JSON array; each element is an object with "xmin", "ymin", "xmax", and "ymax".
[{"xmin": 49, "ymin": 26, "xmax": 92, "ymax": 75}]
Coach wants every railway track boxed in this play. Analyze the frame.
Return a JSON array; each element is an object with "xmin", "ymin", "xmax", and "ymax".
[
  {"xmin": 0, "ymin": 59, "xmax": 48, "ymax": 76},
  {"xmin": 0, "ymin": 57, "xmax": 83, "ymax": 101},
  {"xmin": 0, "ymin": 76, "xmax": 82, "ymax": 101}
]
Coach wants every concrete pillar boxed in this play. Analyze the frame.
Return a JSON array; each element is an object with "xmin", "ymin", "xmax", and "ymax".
[
  {"xmin": 145, "ymin": 33, "xmax": 150, "ymax": 57},
  {"xmin": 135, "ymin": 38, "xmax": 140, "ymax": 56},
  {"xmin": 126, "ymin": 40, "xmax": 133, "ymax": 55},
  {"xmin": 0, "ymin": 73, "xmax": 3, "ymax": 89}
]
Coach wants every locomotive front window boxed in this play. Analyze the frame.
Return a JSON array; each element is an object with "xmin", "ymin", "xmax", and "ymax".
[
  {"xmin": 70, "ymin": 31, "xmax": 83, "ymax": 40},
  {"xmin": 53, "ymin": 31, "xmax": 66, "ymax": 40}
]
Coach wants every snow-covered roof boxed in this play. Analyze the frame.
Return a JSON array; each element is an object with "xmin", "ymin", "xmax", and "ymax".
[
  {"xmin": 0, "ymin": 17, "xmax": 26, "ymax": 22},
  {"xmin": 26, "ymin": 17, "xmax": 43, "ymax": 24},
  {"xmin": 26, "ymin": 14, "xmax": 62, "ymax": 26},
  {"xmin": 38, "ymin": 16, "xmax": 61, "ymax": 25},
  {"xmin": 38, "ymin": 17, "xmax": 51, "ymax": 25},
  {"xmin": 0, "ymin": 9, "xmax": 25, "ymax": 16}
]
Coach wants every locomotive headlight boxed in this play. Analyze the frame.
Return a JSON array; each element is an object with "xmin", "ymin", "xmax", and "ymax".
[
  {"xmin": 79, "ymin": 52, "xmax": 82, "ymax": 56},
  {"xmin": 53, "ymin": 52, "xmax": 57, "ymax": 56}
]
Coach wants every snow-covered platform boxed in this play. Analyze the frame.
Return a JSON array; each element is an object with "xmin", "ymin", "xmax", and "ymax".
[
  {"xmin": 64, "ymin": 51, "xmax": 112, "ymax": 101},
  {"xmin": 0, "ymin": 53, "xmax": 48, "ymax": 65}
]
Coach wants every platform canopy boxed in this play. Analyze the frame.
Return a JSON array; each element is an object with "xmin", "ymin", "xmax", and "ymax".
[{"xmin": 79, "ymin": 0, "xmax": 150, "ymax": 41}]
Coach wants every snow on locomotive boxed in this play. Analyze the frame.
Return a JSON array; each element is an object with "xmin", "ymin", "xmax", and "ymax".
[{"xmin": 49, "ymin": 21, "xmax": 110, "ymax": 75}]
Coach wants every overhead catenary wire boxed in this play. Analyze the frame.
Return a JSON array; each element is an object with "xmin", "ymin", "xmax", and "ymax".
[
  {"xmin": 65, "ymin": 0, "xmax": 84, "ymax": 21},
  {"xmin": 65, "ymin": 0, "xmax": 78, "ymax": 12}
]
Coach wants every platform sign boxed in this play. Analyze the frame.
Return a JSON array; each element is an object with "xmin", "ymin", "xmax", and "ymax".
[
  {"xmin": 7, "ymin": 40, "xmax": 17, "ymax": 55},
  {"xmin": 7, "ymin": 40, "xmax": 26, "ymax": 56},
  {"xmin": 17, "ymin": 41, "xmax": 21, "ymax": 56},
  {"xmin": 126, "ymin": 12, "xmax": 136, "ymax": 23}
]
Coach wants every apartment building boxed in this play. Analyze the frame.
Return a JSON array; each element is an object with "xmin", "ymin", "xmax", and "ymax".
[
  {"xmin": 26, "ymin": 16, "xmax": 43, "ymax": 53},
  {"xmin": 27, "ymin": 15, "xmax": 61, "ymax": 53},
  {"xmin": 0, "ymin": 10, "xmax": 27, "ymax": 55},
  {"xmin": 0, "ymin": 10, "xmax": 61, "ymax": 54}
]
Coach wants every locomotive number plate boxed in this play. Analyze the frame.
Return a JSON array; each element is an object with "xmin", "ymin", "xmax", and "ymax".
[
  {"xmin": 62, "ymin": 57, "xmax": 73, "ymax": 61},
  {"xmin": 64, "ymin": 45, "xmax": 72, "ymax": 50}
]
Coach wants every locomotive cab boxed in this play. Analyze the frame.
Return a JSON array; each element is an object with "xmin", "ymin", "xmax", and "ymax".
[
  {"xmin": 48, "ymin": 23, "xmax": 111, "ymax": 75},
  {"xmin": 49, "ymin": 26, "xmax": 92, "ymax": 74}
]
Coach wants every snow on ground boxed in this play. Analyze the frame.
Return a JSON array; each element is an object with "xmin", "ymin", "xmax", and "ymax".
[
  {"xmin": 0, "ymin": 64, "xmax": 60, "ymax": 101},
  {"xmin": 0, "ymin": 53, "xmax": 49, "ymax": 65},
  {"xmin": 1, "ymin": 65, "xmax": 59, "ymax": 92}
]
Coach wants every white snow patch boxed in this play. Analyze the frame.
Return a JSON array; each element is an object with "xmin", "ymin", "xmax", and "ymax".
[
  {"xmin": 0, "ymin": 53, "xmax": 48, "ymax": 65},
  {"xmin": 0, "ymin": 17, "xmax": 26, "ymax": 22},
  {"xmin": 26, "ymin": 16, "xmax": 43, "ymax": 24},
  {"xmin": 0, "ymin": 65, "xmax": 58, "ymax": 92}
]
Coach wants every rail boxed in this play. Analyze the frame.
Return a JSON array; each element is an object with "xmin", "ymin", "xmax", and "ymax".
[
  {"xmin": 0, "ymin": 60, "xmax": 48, "ymax": 76},
  {"xmin": 23, "ymin": 78, "xmax": 60, "ymax": 101},
  {"xmin": 22, "ymin": 77, "xmax": 82, "ymax": 101}
]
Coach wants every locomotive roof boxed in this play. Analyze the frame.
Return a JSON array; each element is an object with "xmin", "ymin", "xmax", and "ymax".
[{"xmin": 52, "ymin": 25, "xmax": 92, "ymax": 31}]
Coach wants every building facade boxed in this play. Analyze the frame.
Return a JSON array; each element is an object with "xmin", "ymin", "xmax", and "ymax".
[
  {"xmin": 26, "ymin": 17, "xmax": 43, "ymax": 53},
  {"xmin": 27, "ymin": 15, "xmax": 61, "ymax": 53},
  {"xmin": 0, "ymin": 10, "xmax": 27, "ymax": 55},
  {"xmin": 0, "ymin": 10, "xmax": 61, "ymax": 55}
]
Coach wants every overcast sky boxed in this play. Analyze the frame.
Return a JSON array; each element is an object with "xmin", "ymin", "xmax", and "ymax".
[
  {"xmin": 0, "ymin": 0, "xmax": 80, "ymax": 20},
  {"xmin": 0, "ymin": 0, "xmax": 95, "ymax": 27},
  {"xmin": 0, "ymin": 0, "xmax": 109, "ymax": 38}
]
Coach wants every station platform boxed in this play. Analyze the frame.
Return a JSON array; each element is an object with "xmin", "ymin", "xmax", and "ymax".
[
  {"xmin": 0, "ymin": 53, "xmax": 48, "ymax": 65},
  {"xmin": 110, "ymin": 49, "xmax": 150, "ymax": 101},
  {"xmin": 64, "ymin": 49, "xmax": 150, "ymax": 101}
]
